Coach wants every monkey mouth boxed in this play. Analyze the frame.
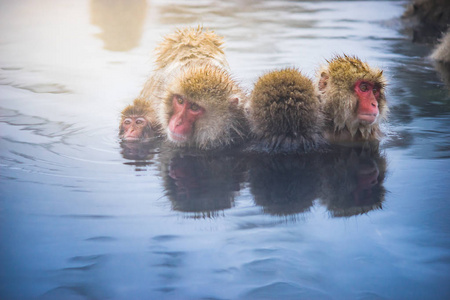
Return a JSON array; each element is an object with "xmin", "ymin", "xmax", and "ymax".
[
  {"xmin": 168, "ymin": 130, "xmax": 188, "ymax": 143},
  {"xmin": 122, "ymin": 136, "xmax": 141, "ymax": 142},
  {"xmin": 358, "ymin": 113, "xmax": 377, "ymax": 124}
]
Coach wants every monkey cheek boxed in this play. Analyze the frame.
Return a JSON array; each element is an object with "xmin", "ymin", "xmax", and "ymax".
[{"xmin": 121, "ymin": 128, "xmax": 142, "ymax": 141}]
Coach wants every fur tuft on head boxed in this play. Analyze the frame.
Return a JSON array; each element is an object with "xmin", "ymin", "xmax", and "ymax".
[
  {"xmin": 248, "ymin": 68, "xmax": 325, "ymax": 152},
  {"xmin": 155, "ymin": 26, "xmax": 229, "ymax": 70},
  {"xmin": 121, "ymin": 98, "xmax": 154, "ymax": 119},
  {"xmin": 160, "ymin": 64, "xmax": 247, "ymax": 150}
]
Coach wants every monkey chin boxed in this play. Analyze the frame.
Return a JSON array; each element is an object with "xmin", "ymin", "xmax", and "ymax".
[
  {"xmin": 120, "ymin": 134, "xmax": 141, "ymax": 142},
  {"xmin": 167, "ymin": 130, "xmax": 189, "ymax": 144},
  {"xmin": 358, "ymin": 114, "xmax": 378, "ymax": 125}
]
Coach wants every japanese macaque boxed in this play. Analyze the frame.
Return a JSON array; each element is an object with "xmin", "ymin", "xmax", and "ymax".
[
  {"xmin": 123, "ymin": 26, "xmax": 248, "ymax": 149},
  {"xmin": 119, "ymin": 98, "xmax": 159, "ymax": 141},
  {"xmin": 246, "ymin": 68, "xmax": 326, "ymax": 153},
  {"xmin": 317, "ymin": 55, "xmax": 388, "ymax": 144},
  {"xmin": 402, "ymin": 0, "xmax": 450, "ymax": 44},
  {"xmin": 431, "ymin": 30, "xmax": 450, "ymax": 63},
  {"xmin": 160, "ymin": 64, "xmax": 248, "ymax": 149}
]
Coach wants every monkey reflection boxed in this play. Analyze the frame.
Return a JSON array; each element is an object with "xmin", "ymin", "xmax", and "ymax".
[
  {"xmin": 247, "ymin": 146, "xmax": 387, "ymax": 218},
  {"xmin": 90, "ymin": 0, "xmax": 147, "ymax": 52},
  {"xmin": 120, "ymin": 139, "xmax": 161, "ymax": 161},
  {"xmin": 319, "ymin": 146, "xmax": 387, "ymax": 217},
  {"xmin": 159, "ymin": 151, "xmax": 246, "ymax": 218},
  {"xmin": 248, "ymin": 154, "xmax": 321, "ymax": 216}
]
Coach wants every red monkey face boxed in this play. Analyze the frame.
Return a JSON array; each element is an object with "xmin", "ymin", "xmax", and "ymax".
[
  {"xmin": 121, "ymin": 117, "xmax": 149, "ymax": 141},
  {"xmin": 167, "ymin": 95, "xmax": 205, "ymax": 143},
  {"xmin": 354, "ymin": 80, "xmax": 380, "ymax": 124}
]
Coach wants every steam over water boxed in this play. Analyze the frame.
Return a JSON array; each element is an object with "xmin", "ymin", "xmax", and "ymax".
[{"xmin": 1, "ymin": 1, "xmax": 450, "ymax": 299}]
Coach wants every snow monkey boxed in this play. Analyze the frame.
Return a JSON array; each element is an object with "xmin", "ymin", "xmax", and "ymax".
[
  {"xmin": 246, "ymin": 68, "xmax": 326, "ymax": 153},
  {"xmin": 120, "ymin": 26, "xmax": 248, "ymax": 149},
  {"xmin": 317, "ymin": 55, "xmax": 388, "ymax": 144},
  {"xmin": 119, "ymin": 98, "xmax": 158, "ymax": 141}
]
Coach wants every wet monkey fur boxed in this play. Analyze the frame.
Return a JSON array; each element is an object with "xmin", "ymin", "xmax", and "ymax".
[
  {"xmin": 317, "ymin": 55, "xmax": 388, "ymax": 144},
  {"xmin": 161, "ymin": 64, "xmax": 248, "ymax": 150},
  {"xmin": 120, "ymin": 26, "xmax": 248, "ymax": 149},
  {"xmin": 246, "ymin": 68, "xmax": 326, "ymax": 153}
]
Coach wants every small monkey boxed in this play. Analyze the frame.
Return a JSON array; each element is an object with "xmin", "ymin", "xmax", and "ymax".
[
  {"xmin": 317, "ymin": 55, "xmax": 388, "ymax": 143},
  {"xmin": 246, "ymin": 68, "xmax": 325, "ymax": 153},
  {"xmin": 119, "ymin": 98, "xmax": 158, "ymax": 141}
]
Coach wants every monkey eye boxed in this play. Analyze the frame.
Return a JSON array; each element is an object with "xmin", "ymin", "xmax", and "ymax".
[
  {"xmin": 136, "ymin": 117, "xmax": 146, "ymax": 125},
  {"xmin": 359, "ymin": 82, "xmax": 368, "ymax": 92},
  {"xmin": 190, "ymin": 103, "xmax": 200, "ymax": 111},
  {"xmin": 176, "ymin": 95, "xmax": 184, "ymax": 105},
  {"xmin": 124, "ymin": 118, "xmax": 132, "ymax": 125}
]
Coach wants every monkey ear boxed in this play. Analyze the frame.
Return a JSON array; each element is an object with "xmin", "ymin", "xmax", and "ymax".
[
  {"xmin": 229, "ymin": 97, "xmax": 239, "ymax": 106},
  {"xmin": 318, "ymin": 72, "xmax": 329, "ymax": 92}
]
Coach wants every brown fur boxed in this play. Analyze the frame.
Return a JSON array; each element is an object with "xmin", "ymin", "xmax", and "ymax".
[
  {"xmin": 154, "ymin": 26, "xmax": 229, "ymax": 71},
  {"xmin": 119, "ymin": 98, "xmax": 159, "ymax": 140},
  {"xmin": 317, "ymin": 55, "xmax": 388, "ymax": 143},
  {"xmin": 160, "ymin": 63, "xmax": 248, "ymax": 150},
  {"xmin": 139, "ymin": 26, "xmax": 229, "ymax": 102},
  {"xmin": 121, "ymin": 26, "xmax": 246, "ymax": 149},
  {"xmin": 431, "ymin": 30, "xmax": 450, "ymax": 63},
  {"xmin": 247, "ymin": 68, "xmax": 326, "ymax": 153}
]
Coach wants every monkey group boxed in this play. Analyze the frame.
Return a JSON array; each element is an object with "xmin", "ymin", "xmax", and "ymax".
[{"xmin": 119, "ymin": 26, "xmax": 388, "ymax": 153}]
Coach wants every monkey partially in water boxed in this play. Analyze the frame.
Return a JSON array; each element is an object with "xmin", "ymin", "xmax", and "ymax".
[
  {"xmin": 246, "ymin": 68, "xmax": 326, "ymax": 153},
  {"xmin": 120, "ymin": 26, "xmax": 248, "ymax": 149},
  {"xmin": 316, "ymin": 55, "xmax": 388, "ymax": 144}
]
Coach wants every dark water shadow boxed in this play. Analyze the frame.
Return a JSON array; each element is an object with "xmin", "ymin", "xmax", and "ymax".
[
  {"xmin": 157, "ymin": 149, "xmax": 248, "ymax": 219},
  {"xmin": 121, "ymin": 142, "xmax": 387, "ymax": 219}
]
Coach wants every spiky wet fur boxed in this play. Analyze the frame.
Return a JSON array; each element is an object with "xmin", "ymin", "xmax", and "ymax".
[
  {"xmin": 431, "ymin": 30, "xmax": 450, "ymax": 63},
  {"xmin": 154, "ymin": 25, "xmax": 229, "ymax": 71},
  {"xmin": 317, "ymin": 55, "xmax": 388, "ymax": 142},
  {"xmin": 248, "ymin": 68, "xmax": 326, "ymax": 153},
  {"xmin": 160, "ymin": 64, "xmax": 248, "ymax": 150}
]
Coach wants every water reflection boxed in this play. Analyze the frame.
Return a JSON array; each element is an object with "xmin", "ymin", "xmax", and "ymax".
[
  {"xmin": 319, "ymin": 146, "xmax": 387, "ymax": 217},
  {"xmin": 120, "ymin": 139, "xmax": 161, "ymax": 161},
  {"xmin": 158, "ymin": 150, "xmax": 246, "ymax": 218},
  {"xmin": 248, "ymin": 154, "xmax": 321, "ymax": 216},
  {"xmin": 90, "ymin": 0, "xmax": 147, "ymax": 51},
  {"xmin": 121, "ymin": 143, "xmax": 387, "ymax": 219}
]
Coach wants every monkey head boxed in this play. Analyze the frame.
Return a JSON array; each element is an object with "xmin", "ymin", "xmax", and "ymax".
[
  {"xmin": 248, "ymin": 68, "xmax": 325, "ymax": 152},
  {"xmin": 159, "ymin": 64, "xmax": 247, "ymax": 150},
  {"xmin": 119, "ymin": 98, "xmax": 158, "ymax": 141},
  {"xmin": 317, "ymin": 55, "xmax": 388, "ymax": 141},
  {"xmin": 154, "ymin": 26, "xmax": 229, "ymax": 71}
]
